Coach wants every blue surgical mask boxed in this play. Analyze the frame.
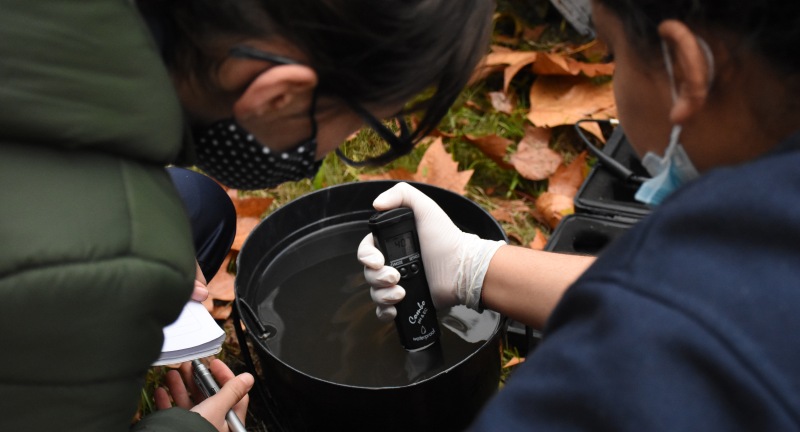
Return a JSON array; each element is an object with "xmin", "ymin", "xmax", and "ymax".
[{"xmin": 634, "ymin": 125, "xmax": 699, "ymax": 205}]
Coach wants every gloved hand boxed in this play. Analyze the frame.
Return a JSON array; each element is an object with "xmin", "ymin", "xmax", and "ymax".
[{"xmin": 358, "ymin": 182, "xmax": 505, "ymax": 321}]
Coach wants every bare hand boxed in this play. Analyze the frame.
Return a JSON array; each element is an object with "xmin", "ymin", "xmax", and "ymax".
[{"xmin": 154, "ymin": 359, "xmax": 254, "ymax": 432}]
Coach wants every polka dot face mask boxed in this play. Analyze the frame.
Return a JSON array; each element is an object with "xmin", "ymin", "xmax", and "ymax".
[{"xmin": 193, "ymin": 118, "xmax": 321, "ymax": 190}]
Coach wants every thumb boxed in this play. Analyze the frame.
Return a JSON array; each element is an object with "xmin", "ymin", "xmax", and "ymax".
[
  {"xmin": 219, "ymin": 372, "xmax": 254, "ymax": 425},
  {"xmin": 192, "ymin": 370, "xmax": 254, "ymax": 429},
  {"xmin": 358, "ymin": 233, "xmax": 384, "ymax": 269}
]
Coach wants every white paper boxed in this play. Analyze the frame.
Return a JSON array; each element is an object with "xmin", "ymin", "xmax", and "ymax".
[{"xmin": 153, "ymin": 301, "xmax": 226, "ymax": 366}]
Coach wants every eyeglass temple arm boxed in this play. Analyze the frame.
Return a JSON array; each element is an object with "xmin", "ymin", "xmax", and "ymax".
[{"xmin": 336, "ymin": 114, "xmax": 416, "ymax": 167}]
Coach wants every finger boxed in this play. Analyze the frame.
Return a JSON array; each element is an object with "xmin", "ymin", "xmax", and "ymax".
[
  {"xmin": 163, "ymin": 369, "xmax": 193, "ymax": 409},
  {"xmin": 178, "ymin": 361, "xmax": 204, "ymax": 402},
  {"xmin": 370, "ymin": 285, "xmax": 405, "ymax": 306},
  {"xmin": 191, "ymin": 285, "xmax": 209, "ymax": 302},
  {"xmin": 154, "ymin": 387, "xmax": 173, "ymax": 410},
  {"xmin": 357, "ymin": 233, "xmax": 384, "ymax": 269},
  {"xmin": 372, "ymin": 182, "xmax": 410, "ymax": 210},
  {"xmin": 195, "ymin": 261, "xmax": 207, "ymax": 286},
  {"xmin": 376, "ymin": 305, "xmax": 397, "ymax": 321},
  {"xmin": 373, "ymin": 182, "xmax": 431, "ymax": 211},
  {"xmin": 364, "ymin": 265, "xmax": 400, "ymax": 288},
  {"xmin": 208, "ymin": 359, "xmax": 236, "ymax": 385},
  {"xmin": 195, "ymin": 371, "xmax": 255, "ymax": 425}
]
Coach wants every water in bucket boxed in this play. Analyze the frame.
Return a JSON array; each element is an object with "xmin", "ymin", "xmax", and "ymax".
[{"xmin": 252, "ymin": 221, "xmax": 501, "ymax": 388}]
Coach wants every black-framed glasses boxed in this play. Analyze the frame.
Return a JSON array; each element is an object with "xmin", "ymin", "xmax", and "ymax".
[{"xmin": 229, "ymin": 45, "xmax": 415, "ymax": 167}]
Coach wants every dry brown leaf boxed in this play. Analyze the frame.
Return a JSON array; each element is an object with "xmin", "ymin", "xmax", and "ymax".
[
  {"xmin": 464, "ymin": 134, "xmax": 515, "ymax": 170},
  {"xmin": 483, "ymin": 51, "xmax": 539, "ymax": 93},
  {"xmin": 413, "ymin": 138, "xmax": 473, "ymax": 195},
  {"xmin": 489, "ymin": 199, "xmax": 530, "ymax": 223},
  {"xmin": 535, "ymin": 192, "xmax": 574, "ymax": 229},
  {"xmin": 510, "ymin": 125, "xmax": 562, "ymax": 181},
  {"xmin": 548, "ymin": 151, "xmax": 589, "ymax": 198},
  {"xmin": 488, "ymin": 91, "xmax": 516, "ymax": 115},
  {"xmin": 206, "ymin": 253, "xmax": 235, "ymax": 302},
  {"xmin": 578, "ymin": 121, "xmax": 606, "ymax": 142},
  {"xmin": 232, "ymin": 216, "xmax": 260, "ymax": 252},
  {"xmin": 357, "ymin": 139, "xmax": 473, "ymax": 195},
  {"xmin": 484, "ymin": 50, "xmax": 538, "ymax": 67},
  {"xmin": 580, "ymin": 39, "xmax": 612, "ymax": 62},
  {"xmin": 532, "ymin": 52, "xmax": 615, "ymax": 77},
  {"xmin": 531, "ymin": 52, "xmax": 572, "ymax": 75},
  {"xmin": 529, "ymin": 229, "xmax": 548, "ymax": 251},
  {"xmin": 503, "ymin": 356, "xmax": 525, "ymax": 368},
  {"xmin": 528, "ymin": 76, "xmax": 616, "ymax": 129}
]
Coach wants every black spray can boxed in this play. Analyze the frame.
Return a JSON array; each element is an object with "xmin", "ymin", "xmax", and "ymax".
[{"xmin": 369, "ymin": 207, "xmax": 440, "ymax": 351}]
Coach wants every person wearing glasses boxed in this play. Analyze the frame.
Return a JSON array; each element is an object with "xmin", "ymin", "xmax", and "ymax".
[
  {"xmin": 0, "ymin": 1, "xmax": 493, "ymax": 431},
  {"xmin": 361, "ymin": 0, "xmax": 800, "ymax": 430}
]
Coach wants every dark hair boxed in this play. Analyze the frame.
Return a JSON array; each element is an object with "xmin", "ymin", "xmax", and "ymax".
[
  {"xmin": 138, "ymin": 0, "xmax": 494, "ymax": 151},
  {"xmin": 595, "ymin": 0, "xmax": 800, "ymax": 76}
]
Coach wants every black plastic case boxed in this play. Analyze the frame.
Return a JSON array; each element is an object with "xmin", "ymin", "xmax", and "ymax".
[{"xmin": 574, "ymin": 127, "xmax": 651, "ymax": 222}]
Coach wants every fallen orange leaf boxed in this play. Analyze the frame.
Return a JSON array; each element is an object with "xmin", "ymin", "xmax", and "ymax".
[
  {"xmin": 548, "ymin": 151, "xmax": 589, "ymax": 198},
  {"xmin": 503, "ymin": 356, "xmax": 525, "ymax": 368},
  {"xmin": 357, "ymin": 139, "xmax": 473, "ymax": 195},
  {"xmin": 414, "ymin": 138, "xmax": 473, "ymax": 195},
  {"xmin": 206, "ymin": 253, "xmax": 235, "ymax": 302},
  {"xmin": 232, "ymin": 216, "xmax": 260, "ymax": 252},
  {"xmin": 535, "ymin": 192, "xmax": 574, "ymax": 229},
  {"xmin": 510, "ymin": 125, "xmax": 562, "ymax": 181},
  {"xmin": 532, "ymin": 52, "xmax": 615, "ymax": 77},
  {"xmin": 227, "ymin": 189, "xmax": 273, "ymax": 218},
  {"xmin": 483, "ymin": 50, "xmax": 539, "ymax": 92},
  {"xmin": 488, "ymin": 91, "xmax": 516, "ymax": 115},
  {"xmin": 464, "ymin": 134, "xmax": 515, "ymax": 170},
  {"xmin": 489, "ymin": 199, "xmax": 530, "ymax": 223},
  {"xmin": 529, "ymin": 228, "xmax": 548, "ymax": 250},
  {"xmin": 528, "ymin": 76, "xmax": 616, "ymax": 132}
]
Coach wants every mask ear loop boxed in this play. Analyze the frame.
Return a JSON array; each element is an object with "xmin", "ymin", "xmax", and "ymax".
[
  {"xmin": 696, "ymin": 37, "xmax": 715, "ymax": 89},
  {"xmin": 661, "ymin": 39, "xmax": 679, "ymax": 103},
  {"xmin": 658, "ymin": 38, "xmax": 683, "ymax": 164},
  {"xmin": 661, "ymin": 36, "xmax": 716, "ymax": 101},
  {"xmin": 659, "ymin": 36, "xmax": 715, "ymax": 161}
]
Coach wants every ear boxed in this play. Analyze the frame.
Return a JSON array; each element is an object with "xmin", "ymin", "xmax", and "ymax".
[
  {"xmin": 658, "ymin": 20, "xmax": 714, "ymax": 124},
  {"xmin": 232, "ymin": 64, "xmax": 318, "ymax": 122}
]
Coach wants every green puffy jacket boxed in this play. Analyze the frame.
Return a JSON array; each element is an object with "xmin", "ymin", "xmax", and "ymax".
[{"xmin": 0, "ymin": 0, "xmax": 216, "ymax": 430}]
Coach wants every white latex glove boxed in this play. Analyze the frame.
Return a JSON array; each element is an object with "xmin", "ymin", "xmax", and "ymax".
[{"xmin": 358, "ymin": 182, "xmax": 505, "ymax": 321}]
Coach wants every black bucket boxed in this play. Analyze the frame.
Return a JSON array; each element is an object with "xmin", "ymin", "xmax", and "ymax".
[{"xmin": 234, "ymin": 181, "xmax": 508, "ymax": 432}]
